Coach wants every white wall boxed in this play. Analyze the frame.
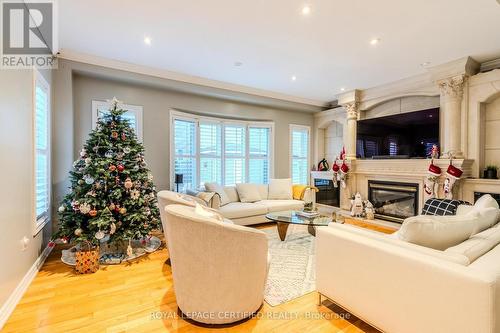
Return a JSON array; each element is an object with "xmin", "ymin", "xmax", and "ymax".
[
  {"xmin": 52, "ymin": 59, "xmax": 316, "ymax": 203},
  {"xmin": 324, "ymin": 121, "xmax": 343, "ymax": 162},
  {"xmin": 0, "ymin": 69, "xmax": 52, "ymax": 309}
]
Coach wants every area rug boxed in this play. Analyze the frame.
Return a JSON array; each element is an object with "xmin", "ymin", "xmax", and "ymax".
[{"xmin": 263, "ymin": 224, "xmax": 316, "ymax": 306}]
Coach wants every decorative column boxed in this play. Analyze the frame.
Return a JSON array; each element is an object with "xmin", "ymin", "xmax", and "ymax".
[
  {"xmin": 438, "ymin": 74, "xmax": 466, "ymax": 158},
  {"xmin": 344, "ymin": 102, "xmax": 359, "ymax": 160}
]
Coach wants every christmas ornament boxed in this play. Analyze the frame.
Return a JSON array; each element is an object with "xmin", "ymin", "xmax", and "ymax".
[
  {"xmin": 79, "ymin": 202, "xmax": 91, "ymax": 215},
  {"xmin": 85, "ymin": 157, "xmax": 92, "ymax": 165},
  {"xmin": 147, "ymin": 172, "xmax": 154, "ymax": 181},
  {"xmin": 132, "ymin": 165, "xmax": 139, "ymax": 172},
  {"xmin": 89, "ymin": 209, "xmax": 98, "ymax": 217},
  {"xmin": 111, "ymin": 121, "xmax": 116, "ymax": 128},
  {"xmin": 121, "ymin": 133, "xmax": 126, "ymax": 140},
  {"xmin": 424, "ymin": 160, "xmax": 441, "ymax": 200},
  {"xmin": 109, "ymin": 164, "xmax": 116, "ymax": 172},
  {"xmin": 71, "ymin": 200, "xmax": 80, "ymax": 210},
  {"xmin": 74, "ymin": 228, "xmax": 83, "ymax": 236},
  {"xmin": 61, "ymin": 236, "xmax": 69, "ymax": 244},
  {"xmin": 444, "ymin": 159, "xmax": 463, "ymax": 199},
  {"xmin": 117, "ymin": 164, "xmax": 125, "ymax": 172},
  {"xmin": 110, "ymin": 222, "xmax": 116, "ymax": 235},
  {"xmin": 109, "ymin": 203, "xmax": 116, "ymax": 211},
  {"xmin": 119, "ymin": 207, "xmax": 127, "ymax": 215},
  {"xmin": 116, "ymin": 152, "xmax": 124, "ymax": 160},
  {"xmin": 94, "ymin": 231, "xmax": 105, "ymax": 240},
  {"xmin": 80, "ymin": 149, "xmax": 87, "ymax": 157},
  {"xmin": 84, "ymin": 175, "xmax": 95, "ymax": 185},
  {"xmin": 331, "ymin": 159, "xmax": 340, "ymax": 188},
  {"xmin": 78, "ymin": 179, "xmax": 84, "ymax": 185},
  {"xmin": 123, "ymin": 147, "xmax": 131, "ymax": 154},
  {"xmin": 124, "ymin": 178, "xmax": 133, "ymax": 189},
  {"xmin": 105, "ymin": 150, "xmax": 114, "ymax": 158},
  {"xmin": 58, "ymin": 205, "xmax": 65, "ymax": 213},
  {"xmin": 339, "ymin": 160, "xmax": 349, "ymax": 188},
  {"xmin": 130, "ymin": 189, "xmax": 140, "ymax": 200},
  {"xmin": 111, "ymin": 131, "xmax": 119, "ymax": 139}
]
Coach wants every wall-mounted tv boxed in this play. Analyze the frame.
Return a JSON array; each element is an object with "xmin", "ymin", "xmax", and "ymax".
[{"xmin": 356, "ymin": 108, "xmax": 439, "ymax": 159}]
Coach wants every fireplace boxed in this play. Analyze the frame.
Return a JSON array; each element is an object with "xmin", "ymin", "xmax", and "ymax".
[
  {"xmin": 314, "ymin": 178, "xmax": 340, "ymax": 207},
  {"xmin": 368, "ymin": 180, "xmax": 419, "ymax": 223}
]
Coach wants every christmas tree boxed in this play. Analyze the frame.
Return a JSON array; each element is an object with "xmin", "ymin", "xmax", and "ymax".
[{"xmin": 55, "ymin": 98, "xmax": 160, "ymax": 246}]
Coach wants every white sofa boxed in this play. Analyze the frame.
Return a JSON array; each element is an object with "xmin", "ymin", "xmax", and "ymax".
[
  {"xmin": 162, "ymin": 204, "xmax": 268, "ymax": 324},
  {"xmin": 316, "ymin": 196, "xmax": 500, "ymax": 333},
  {"xmin": 204, "ymin": 183, "xmax": 315, "ymax": 226}
]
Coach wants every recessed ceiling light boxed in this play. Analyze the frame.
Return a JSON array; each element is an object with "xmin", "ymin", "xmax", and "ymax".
[
  {"xmin": 340, "ymin": 87, "xmax": 345, "ymax": 92},
  {"xmin": 234, "ymin": 61, "xmax": 243, "ymax": 67},
  {"xmin": 291, "ymin": 75, "xmax": 297, "ymax": 81},
  {"xmin": 302, "ymin": 5, "xmax": 311, "ymax": 15},
  {"xmin": 370, "ymin": 38, "xmax": 380, "ymax": 46},
  {"xmin": 420, "ymin": 61, "xmax": 431, "ymax": 67},
  {"xmin": 144, "ymin": 36, "xmax": 152, "ymax": 45}
]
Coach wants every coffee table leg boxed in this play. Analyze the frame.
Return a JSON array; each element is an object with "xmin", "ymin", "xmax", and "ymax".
[
  {"xmin": 308, "ymin": 225, "xmax": 316, "ymax": 237},
  {"xmin": 277, "ymin": 222, "xmax": 289, "ymax": 241}
]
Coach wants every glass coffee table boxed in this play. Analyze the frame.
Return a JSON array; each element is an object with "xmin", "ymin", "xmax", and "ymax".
[{"xmin": 265, "ymin": 210, "xmax": 332, "ymax": 241}]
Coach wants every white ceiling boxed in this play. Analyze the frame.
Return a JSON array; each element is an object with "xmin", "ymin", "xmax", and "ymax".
[{"xmin": 59, "ymin": 0, "xmax": 500, "ymax": 105}]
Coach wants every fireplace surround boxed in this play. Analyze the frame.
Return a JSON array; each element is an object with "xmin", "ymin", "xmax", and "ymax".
[{"xmin": 368, "ymin": 180, "xmax": 419, "ymax": 223}]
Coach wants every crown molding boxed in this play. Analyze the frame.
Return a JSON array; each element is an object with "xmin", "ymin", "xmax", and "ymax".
[
  {"xmin": 480, "ymin": 58, "xmax": 500, "ymax": 72},
  {"xmin": 427, "ymin": 56, "xmax": 480, "ymax": 81},
  {"xmin": 57, "ymin": 49, "xmax": 326, "ymax": 109}
]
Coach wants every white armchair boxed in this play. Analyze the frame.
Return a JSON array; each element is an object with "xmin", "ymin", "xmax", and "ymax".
[{"xmin": 163, "ymin": 204, "xmax": 269, "ymax": 324}]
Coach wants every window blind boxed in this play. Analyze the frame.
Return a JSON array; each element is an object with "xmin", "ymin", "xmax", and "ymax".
[
  {"xmin": 35, "ymin": 83, "xmax": 49, "ymax": 220},
  {"xmin": 174, "ymin": 119, "xmax": 196, "ymax": 191},
  {"xmin": 290, "ymin": 126, "xmax": 309, "ymax": 185}
]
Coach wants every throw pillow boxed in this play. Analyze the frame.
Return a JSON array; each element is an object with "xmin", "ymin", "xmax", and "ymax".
[
  {"xmin": 204, "ymin": 182, "xmax": 230, "ymax": 206},
  {"xmin": 235, "ymin": 183, "xmax": 261, "ymax": 203},
  {"xmin": 268, "ymin": 178, "xmax": 293, "ymax": 200},
  {"xmin": 474, "ymin": 194, "xmax": 500, "ymax": 210},
  {"xmin": 194, "ymin": 203, "xmax": 224, "ymax": 222},
  {"xmin": 421, "ymin": 198, "xmax": 470, "ymax": 216},
  {"xmin": 398, "ymin": 213, "xmax": 479, "ymax": 250}
]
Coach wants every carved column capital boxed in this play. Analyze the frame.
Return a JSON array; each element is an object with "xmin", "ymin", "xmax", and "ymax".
[
  {"xmin": 438, "ymin": 74, "xmax": 466, "ymax": 100},
  {"xmin": 344, "ymin": 102, "xmax": 360, "ymax": 120}
]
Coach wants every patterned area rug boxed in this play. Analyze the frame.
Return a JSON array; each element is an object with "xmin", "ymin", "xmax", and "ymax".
[{"xmin": 263, "ymin": 224, "xmax": 316, "ymax": 306}]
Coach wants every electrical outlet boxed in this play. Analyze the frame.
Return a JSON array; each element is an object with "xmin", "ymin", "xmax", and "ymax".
[{"xmin": 20, "ymin": 236, "xmax": 30, "ymax": 251}]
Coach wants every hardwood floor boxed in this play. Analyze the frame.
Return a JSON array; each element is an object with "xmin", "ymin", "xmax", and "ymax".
[{"xmin": 3, "ymin": 223, "xmax": 387, "ymax": 333}]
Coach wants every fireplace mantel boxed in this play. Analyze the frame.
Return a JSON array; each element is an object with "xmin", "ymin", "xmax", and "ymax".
[{"xmin": 351, "ymin": 159, "xmax": 474, "ymax": 177}]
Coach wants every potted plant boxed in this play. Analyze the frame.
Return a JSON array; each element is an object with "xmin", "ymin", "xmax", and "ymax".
[{"xmin": 484, "ymin": 165, "xmax": 498, "ymax": 179}]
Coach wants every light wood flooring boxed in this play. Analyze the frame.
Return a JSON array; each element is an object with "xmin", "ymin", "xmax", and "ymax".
[{"xmin": 3, "ymin": 221, "xmax": 395, "ymax": 333}]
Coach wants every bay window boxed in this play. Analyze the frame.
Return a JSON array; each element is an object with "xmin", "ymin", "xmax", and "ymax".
[{"xmin": 171, "ymin": 111, "xmax": 273, "ymax": 190}]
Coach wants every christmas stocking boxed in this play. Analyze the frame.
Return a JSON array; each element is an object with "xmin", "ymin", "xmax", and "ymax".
[
  {"xmin": 331, "ymin": 161, "xmax": 340, "ymax": 188},
  {"xmin": 339, "ymin": 160, "xmax": 349, "ymax": 189},
  {"xmin": 424, "ymin": 161, "xmax": 441, "ymax": 200},
  {"xmin": 444, "ymin": 163, "xmax": 463, "ymax": 199}
]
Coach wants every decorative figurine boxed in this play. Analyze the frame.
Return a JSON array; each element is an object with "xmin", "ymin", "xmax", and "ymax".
[
  {"xmin": 350, "ymin": 192, "xmax": 364, "ymax": 218},
  {"xmin": 364, "ymin": 200, "xmax": 375, "ymax": 220}
]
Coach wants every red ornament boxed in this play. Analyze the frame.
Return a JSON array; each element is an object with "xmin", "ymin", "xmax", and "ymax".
[
  {"xmin": 117, "ymin": 164, "xmax": 125, "ymax": 172},
  {"xmin": 109, "ymin": 164, "xmax": 116, "ymax": 172},
  {"xmin": 61, "ymin": 236, "xmax": 69, "ymax": 244},
  {"xmin": 48, "ymin": 241, "xmax": 55, "ymax": 248},
  {"xmin": 89, "ymin": 209, "xmax": 97, "ymax": 217}
]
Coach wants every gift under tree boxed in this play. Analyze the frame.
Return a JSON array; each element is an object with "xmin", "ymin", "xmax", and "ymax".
[{"xmin": 54, "ymin": 98, "xmax": 160, "ymax": 250}]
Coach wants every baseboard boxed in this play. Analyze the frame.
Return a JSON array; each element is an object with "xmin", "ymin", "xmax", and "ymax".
[{"xmin": 0, "ymin": 244, "xmax": 53, "ymax": 330}]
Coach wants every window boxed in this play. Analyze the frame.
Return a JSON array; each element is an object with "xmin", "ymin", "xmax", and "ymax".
[
  {"xmin": 92, "ymin": 100, "xmax": 143, "ymax": 141},
  {"xmin": 34, "ymin": 70, "xmax": 50, "ymax": 234},
  {"xmin": 171, "ymin": 111, "xmax": 274, "ymax": 190},
  {"xmin": 290, "ymin": 125, "xmax": 310, "ymax": 185}
]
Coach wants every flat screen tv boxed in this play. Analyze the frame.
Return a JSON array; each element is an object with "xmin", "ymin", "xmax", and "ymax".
[{"xmin": 356, "ymin": 108, "xmax": 439, "ymax": 159}]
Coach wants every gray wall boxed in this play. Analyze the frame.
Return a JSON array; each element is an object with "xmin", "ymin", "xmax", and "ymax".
[
  {"xmin": 68, "ymin": 63, "xmax": 315, "ymax": 191},
  {"xmin": 0, "ymin": 69, "xmax": 52, "ymax": 308}
]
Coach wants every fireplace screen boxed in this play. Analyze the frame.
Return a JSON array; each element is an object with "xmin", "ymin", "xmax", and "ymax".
[{"xmin": 368, "ymin": 181, "xmax": 419, "ymax": 223}]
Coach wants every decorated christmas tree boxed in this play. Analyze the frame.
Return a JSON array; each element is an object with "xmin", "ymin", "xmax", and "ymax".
[{"xmin": 54, "ymin": 98, "xmax": 160, "ymax": 247}]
